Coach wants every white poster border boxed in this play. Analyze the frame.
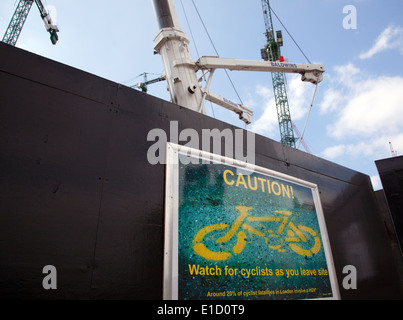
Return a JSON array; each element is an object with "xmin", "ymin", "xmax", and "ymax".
[{"xmin": 163, "ymin": 142, "xmax": 340, "ymax": 300}]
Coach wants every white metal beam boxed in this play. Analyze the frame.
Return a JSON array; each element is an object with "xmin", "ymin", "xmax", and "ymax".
[{"xmin": 196, "ymin": 56, "xmax": 325, "ymax": 84}]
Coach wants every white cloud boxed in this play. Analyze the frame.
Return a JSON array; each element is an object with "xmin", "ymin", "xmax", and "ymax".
[
  {"xmin": 333, "ymin": 63, "xmax": 361, "ymax": 84},
  {"xmin": 287, "ymin": 74, "xmax": 316, "ymax": 121},
  {"xmin": 321, "ymin": 141, "xmax": 376, "ymax": 160},
  {"xmin": 319, "ymin": 88, "xmax": 344, "ymax": 114},
  {"xmin": 321, "ymin": 131, "xmax": 403, "ymax": 164},
  {"xmin": 328, "ymin": 76, "xmax": 403, "ymax": 139},
  {"xmin": 249, "ymin": 57, "xmax": 403, "ymax": 170},
  {"xmin": 250, "ymin": 74, "xmax": 315, "ymax": 137},
  {"xmin": 249, "ymin": 85, "xmax": 277, "ymax": 137},
  {"xmin": 319, "ymin": 62, "xmax": 403, "ymax": 162},
  {"xmin": 321, "ymin": 144, "xmax": 347, "ymax": 159},
  {"xmin": 319, "ymin": 63, "xmax": 361, "ymax": 115},
  {"xmin": 360, "ymin": 25, "xmax": 403, "ymax": 59},
  {"xmin": 320, "ymin": 63, "xmax": 403, "ymax": 140}
]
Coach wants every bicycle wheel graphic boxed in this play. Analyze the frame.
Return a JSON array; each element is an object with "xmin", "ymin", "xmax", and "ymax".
[
  {"xmin": 286, "ymin": 224, "xmax": 321, "ymax": 257},
  {"xmin": 192, "ymin": 223, "xmax": 248, "ymax": 261}
]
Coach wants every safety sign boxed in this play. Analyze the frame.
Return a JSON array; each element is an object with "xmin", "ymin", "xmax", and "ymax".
[{"xmin": 163, "ymin": 143, "xmax": 339, "ymax": 300}]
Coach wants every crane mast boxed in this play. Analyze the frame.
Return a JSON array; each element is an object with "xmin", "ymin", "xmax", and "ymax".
[
  {"xmin": 2, "ymin": 0, "xmax": 33, "ymax": 46},
  {"xmin": 2, "ymin": 0, "xmax": 59, "ymax": 46},
  {"xmin": 261, "ymin": 0, "xmax": 296, "ymax": 148}
]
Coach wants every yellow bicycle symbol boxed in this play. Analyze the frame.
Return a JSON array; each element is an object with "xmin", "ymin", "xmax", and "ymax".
[{"xmin": 193, "ymin": 206, "xmax": 321, "ymax": 261}]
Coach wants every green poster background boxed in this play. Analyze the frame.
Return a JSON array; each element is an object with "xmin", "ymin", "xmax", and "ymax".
[{"xmin": 177, "ymin": 155, "xmax": 333, "ymax": 300}]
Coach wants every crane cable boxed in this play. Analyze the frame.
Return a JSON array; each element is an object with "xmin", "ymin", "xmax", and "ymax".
[
  {"xmin": 267, "ymin": 1, "xmax": 312, "ymax": 64},
  {"xmin": 180, "ymin": 0, "xmax": 201, "ymax": 59},
  {"xmin": 297, "ymin": 83, "xmax": 318, "ymax": 150},
  {"xmin": 191, "ymin": 0, "xmax": 244, "ymax": 106}
]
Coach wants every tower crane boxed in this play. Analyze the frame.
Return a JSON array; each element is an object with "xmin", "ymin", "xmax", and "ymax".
[
  {"xmin": 132, "ymin": 73, "xmax": 166, "ymax": 93},
  {"xmin": 2, "ymin": 0, "xmax": 59, "ymax": 46},
  {"xmin": 260, "ymin": 0, "xmax": 296, "ymax": 148}
]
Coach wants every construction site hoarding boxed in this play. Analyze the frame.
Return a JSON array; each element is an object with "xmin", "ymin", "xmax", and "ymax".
[{"xmin": 1, "ymin": 42, "xmax": 402, "ymax": 299}]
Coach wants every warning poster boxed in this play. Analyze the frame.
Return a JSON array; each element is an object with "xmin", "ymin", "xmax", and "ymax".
[{"xmin": 164, "ymin": 144, "xmax": 339, "ymax": 300}]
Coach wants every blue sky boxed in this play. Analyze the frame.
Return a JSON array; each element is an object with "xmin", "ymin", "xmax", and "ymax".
[{"xmin": 1, "ymin": 0, "xmax": 403, "ymax": 190}]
